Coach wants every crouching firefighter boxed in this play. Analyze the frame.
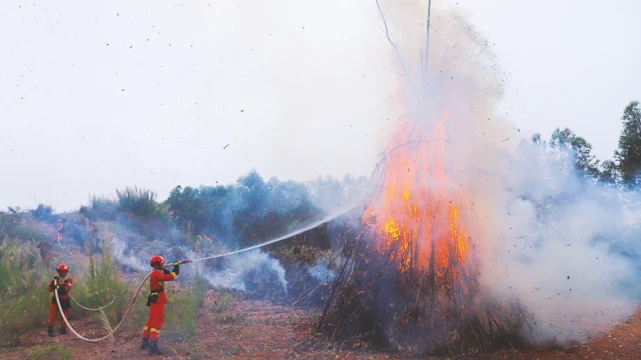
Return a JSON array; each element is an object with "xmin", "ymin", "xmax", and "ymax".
[
  {"xmin": 141, "ymin": 255, "xmax": 180, "ymax": 355},
  {"xmin": 47, "ymin": 264, "xmax": 73, "ymax": 337}
]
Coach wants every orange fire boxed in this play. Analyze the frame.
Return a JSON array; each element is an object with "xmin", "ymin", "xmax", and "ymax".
[{"xmin": 363, "ymin": 108, "xmax": 471, "ymax": 277}]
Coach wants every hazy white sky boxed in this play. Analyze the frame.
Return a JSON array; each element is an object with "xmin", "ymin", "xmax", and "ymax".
[{"xmin": 1, "ymin": 0, "xmax": 639, "ymax": 211}]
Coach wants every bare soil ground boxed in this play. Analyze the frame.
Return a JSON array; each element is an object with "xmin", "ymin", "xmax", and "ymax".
[{"xmin": 2, "ymin": 292, "xmax": 640, "ymax": 360}]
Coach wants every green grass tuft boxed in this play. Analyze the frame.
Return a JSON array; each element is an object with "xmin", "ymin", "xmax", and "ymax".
[
  {"xmin": 0, "ymin": 238, "xmax": 51, "ymax": 346},
  {"xmin": 163, "ymin": 275, "xmax": 208, "ymax": 341},
  {"xmin": 71, "ymin": 239, "xmax": 130, "ymax": 325}
]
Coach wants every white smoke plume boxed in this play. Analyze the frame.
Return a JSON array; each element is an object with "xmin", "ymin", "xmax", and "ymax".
[
  {"xmin": 110, "ymin": 236, "xmax": 147, "ymax": 271},
  {"xmin": 307, "ymin": 254, "xmax": 338, "ymax": 283},
  {"xmin": 376, "ymin": 0, "xmax": 641, "ymax": 343}
]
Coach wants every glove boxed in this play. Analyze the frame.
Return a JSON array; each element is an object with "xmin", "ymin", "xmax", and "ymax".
[
  {"xmin": 172, "ymin": 264, "xmax": 180, "ymax": 276},
  {"xmin": 54, "ymin": 276, "xmax": 59, "ymax": 281},
  {"xmin": 49, "ymin": 282, "xmax": 58, "ymax": 290}
]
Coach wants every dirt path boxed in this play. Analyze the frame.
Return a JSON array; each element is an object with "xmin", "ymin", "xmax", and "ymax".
[
  {"xmin": 2, "ymin": 293, "xmax": 641, "ymax": 359},
  {"xmin": 0, "ymin": 290, "xmax": 406, "ymax": 360}
]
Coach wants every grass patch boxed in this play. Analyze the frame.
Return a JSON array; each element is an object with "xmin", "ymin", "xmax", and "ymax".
[
  {"xmin": 212, "ymin": 292, "xmax": 233, "ymax": 313},
  {"xmin": 0, "ymin": 213, "xmax": 50, "ymax": 242},
  {"xmin": 163, "ymin": 276, "xmax": 208, "ymax": 341},
  {"xmin": 0, "ymin": 237, "xmax": 51, "ymax": 346},
  {"xmin": 27, "ymin": 343, "xmax": 72, "ymax": 359},
  {"xmin": 217, "ymin": 312, "xmax": 247, "ymax": 324},
  {"xmin": 71, "ymin": 240, "xmax": 130, "ymax": 326}
]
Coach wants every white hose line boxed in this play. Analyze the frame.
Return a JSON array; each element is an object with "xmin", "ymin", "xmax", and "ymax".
[
  {"xmin": 53, "ymin": 273, "xmax": 150, "ymax": 342},
  {"xmin": 56, "ymin": 232, "xmax": 89, "ymax": 270},
  {"xmin": 189, "ymin": 209, "xmax": 351, "ymax": 263},
  {"xmin": 69, "ymin": 293, "xmax": 116, "ymax": 311}
]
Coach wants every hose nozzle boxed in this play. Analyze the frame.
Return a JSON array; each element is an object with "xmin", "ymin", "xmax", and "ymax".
[{"xmin": 168, "ymin": 260, "xmax": 192, "ymax": 266}]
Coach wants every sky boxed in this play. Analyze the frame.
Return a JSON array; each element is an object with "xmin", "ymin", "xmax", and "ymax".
[{"xmin": 0, "ymin": 0, "xmax": 639, "ymax": 212}]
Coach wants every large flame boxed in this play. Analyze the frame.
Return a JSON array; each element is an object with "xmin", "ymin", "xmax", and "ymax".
[{"xmin": 363, "ymin": 107, "xmax": 471, "ymax": 279}]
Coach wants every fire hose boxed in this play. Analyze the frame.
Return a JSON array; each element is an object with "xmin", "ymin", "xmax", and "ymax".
[
  {"xmin": 69, "ymin": 294, "xmax": 115, "ymax": 311},
  {"xmin": 52, "ymin": 261, "xmax": 190, "ymax": 342},
  {"xmin": 52, "ymin": 210, "xmax": 351, "ymax": 342},
  {"xmin": 56, "ymin": 231, "xmax": 89, "ymax": 270},
  {"xmin": 53, "ymin": 273, "xmax": 151, "ymax": 342}
]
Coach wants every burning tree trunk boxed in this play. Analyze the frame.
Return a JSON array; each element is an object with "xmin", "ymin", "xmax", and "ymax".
[{"xmin": 317, "ymin": 114, "xmax": 535, "ymax": 355}]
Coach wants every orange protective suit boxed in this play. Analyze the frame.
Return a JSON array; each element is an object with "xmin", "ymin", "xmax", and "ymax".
[
  {"xmin": 142, "ymin": 268, "xmax": 177, "ymax": 341},
  {"xmin": 47, "ymin": 276, "xmax": 73, "ymax": 329}
]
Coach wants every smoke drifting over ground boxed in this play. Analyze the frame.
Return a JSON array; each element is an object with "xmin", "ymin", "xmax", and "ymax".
[
  {"xmin": 99, "ymin": 176, "xmax": 361, "ymax": 300},
  {"xmin": 379, "ymin": 0, "xmax": 641, "ymax": 343},
  {"xmin": 200, "ymin": 250, "xmax": 288, "ymax": 294}
]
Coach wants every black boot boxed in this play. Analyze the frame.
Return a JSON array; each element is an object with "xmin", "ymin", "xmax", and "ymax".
[
  {"xmin": 47, "ymin": 327, "xmax": 54, "ymax": 337},
  {"xmin": 140, "ymin": 338, "xmax": 150, "ymax": 349},
  {"xmin": 60, "ymin": 327, "xmax": 68, "ymax": 335},
  {"xmin": 148, "ymin": 340, "xmax": 164, "ymax": 356}
]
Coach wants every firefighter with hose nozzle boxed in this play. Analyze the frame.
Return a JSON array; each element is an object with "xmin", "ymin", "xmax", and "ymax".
[
  {"xmin": 47, "ymin": 263, "xmax": 73, "ymax": 337},
  {"xmin": 141, "ymin": 255, "xmax": 190, "ymax": 355}
]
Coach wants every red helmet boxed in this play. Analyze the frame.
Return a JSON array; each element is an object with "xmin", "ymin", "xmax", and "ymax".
[
  {"xmin": 150, "ymin": 255, "xmax": 164, "ymax": 268},
  {"xmin": 57, "ymin": 264, "xmax": 69, "ymax": 272}
]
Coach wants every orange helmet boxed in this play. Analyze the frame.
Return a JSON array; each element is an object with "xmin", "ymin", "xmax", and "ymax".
[
  {"xmin": 150, "ymin": 255, "xmax": 164, "ymax": 268},
  {"xmin": 57, "ymin": 264, "xmax": 69, "ymax": 272}
]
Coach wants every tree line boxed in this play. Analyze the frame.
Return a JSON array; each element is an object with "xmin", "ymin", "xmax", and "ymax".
[
  {"xmin": 77, "ymin": 172, "xmax": 367, "ymax": 249},
  {"xmin": 532, "ymin": 100, "xmax": 641, "ymax": 186}
]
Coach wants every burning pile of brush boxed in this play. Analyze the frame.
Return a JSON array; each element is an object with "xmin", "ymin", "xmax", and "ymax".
[{"xmin": 317, "ymin": 112, "xmax": 535, "ymax": 355}]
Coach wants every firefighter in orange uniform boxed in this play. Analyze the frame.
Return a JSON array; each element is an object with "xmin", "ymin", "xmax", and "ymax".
[
  {"xmin": 47, "ymin": 264, "xmax": 73, "ymax": 337},
  {"xmin": 141, "ymin": 255, "xmax": 181, "ymax": 355}
]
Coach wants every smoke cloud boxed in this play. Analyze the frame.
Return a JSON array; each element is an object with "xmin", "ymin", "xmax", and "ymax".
[
  {"xmin": 110, "ymin": 236, "xmax": 147, "ymax": 272},
  {"xmin": 377, "ymin": 0, "xmax": 641, "ymax": 343},
  {"xmin": 199, "ymin": 250, "xmax": 289, "ymax": 294}
]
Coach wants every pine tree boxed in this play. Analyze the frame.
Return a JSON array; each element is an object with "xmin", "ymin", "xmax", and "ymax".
[
  {"xmin": 614, "ymin": 101, "xmax": 641, "ymax": 186},
  {"xmin": 549, "ymin": 127, "xmax": 600, "ymax": 177}
]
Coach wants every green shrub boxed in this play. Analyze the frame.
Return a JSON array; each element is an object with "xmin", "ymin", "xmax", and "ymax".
[
  {"xmin": 89, "ymin": 195, "xmax": 117, "ymax": 211},
  {"xmin": 115, "ymin": 187, "xmax": 167, "ymax": 220},
  {"xmin": 163, "ymin": 275, "xmax": 207, "ymax": 341},
  {"xmin": 83, "ymin": 195, "xmax": 118, "ymax": 221}
]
